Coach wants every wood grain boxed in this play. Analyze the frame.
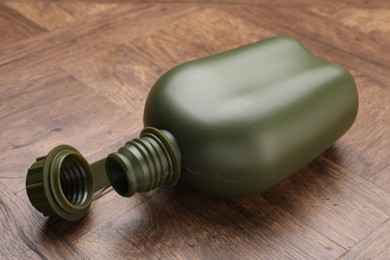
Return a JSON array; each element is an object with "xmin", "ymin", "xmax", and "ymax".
[
  {"xmin": 0, "ymin": 1, "xmax": 389, "ymax": 259},
  {"xmin": 343, "ymin": 219, "xmax": 390, "ymax": 259},
  {"xmin": 4, "ymin": 1, "xmax": 119, "ymax": 30},
  {"xmin": 0, "ymin": 4, "xmax": 45, "ymax": 48}
]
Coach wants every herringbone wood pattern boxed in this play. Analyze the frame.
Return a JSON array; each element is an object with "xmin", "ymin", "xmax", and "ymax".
[{"xmin": 1, "ymin": 1, "xmax": 389, "ymax": 259}]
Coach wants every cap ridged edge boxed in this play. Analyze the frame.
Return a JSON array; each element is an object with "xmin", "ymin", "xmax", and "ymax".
[{"xmin": 26, "ymin": 156, "xmax": 56, "ymax": 216}]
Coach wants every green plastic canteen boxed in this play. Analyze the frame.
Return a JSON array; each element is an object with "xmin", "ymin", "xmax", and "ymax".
[
  {"xmin": 108, "ymin": 36, "xmax": 358, "ymax": 198},
  {"xmin": 26, "ymin": 35, "xmax": 358, "ymax": 220}
]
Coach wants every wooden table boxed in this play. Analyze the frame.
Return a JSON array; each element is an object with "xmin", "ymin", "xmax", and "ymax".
[{"xmin": 1, "ymin": 1, "xmax": 389, "ymax": 259}]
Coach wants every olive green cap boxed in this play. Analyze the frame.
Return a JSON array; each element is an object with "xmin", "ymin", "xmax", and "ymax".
[{"xmin": 26, "ymin": 145, "xmax": 94, "ymax": 221}]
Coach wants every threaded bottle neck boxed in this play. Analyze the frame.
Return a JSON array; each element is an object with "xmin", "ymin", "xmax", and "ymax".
[{"xmin": 105, "ymin": 127, "xmax": 181, "ymax": 197}]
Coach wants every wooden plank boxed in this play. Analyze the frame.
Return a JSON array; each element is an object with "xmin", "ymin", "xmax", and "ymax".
[
  {"xmin": 0, "ymin": 181, "xmax": 82, "ymax": 259},
  {"xmin": 263, "ymin": 156, "xmax": 390, "ymax": 248},
  {"xmin": 5, "ymin": 1, "xmax": 119, "ymax": 30},
  {"xmin": 0, "ymin": 69, "xmax": 138, "ymax": 191},
  {"xmin": 268, "ymin": 5, "xmax": 390, "ymax": 69},
  {"xmin": 0, "ymin": 4, "xmax": 46, "ymax": 48},
  {"xmin": 0, "ymin": 4, "xmax": 198, "ymax": 86},
  {"xmin": 369, "ymin": 165, "xmax": 390, "ymax": 192},
  {"xmin": 222, "ymin": 4, "xmax": 389, "ymax": 84},
  {"xmin": 62, "ymin": 44, "xmax": 161, "ymax": 116},
  {"xmin": 63, "ymin": 8, "xmax": 274, "ymax": 112},
  {"xmin": 305, "ymin": 5, "xmax": 390, "ymax": 34},
  {"xmin": 57, "ymin": 0, "xmax": 390, "ymax": 8},
  {"xmin": 73, "ymin": 222, "xmax": 150, "ymax": 259},
  {"xmin": 51, "ymin": 186, "xmax": 150, "ymax": 244},
  {"xmin": 74, "ymin": 182, "xmax": 346, "ymax": 259},
  {"xmin": 342, "ymin": 219, "xmax": 390, "ymax": 259}
]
